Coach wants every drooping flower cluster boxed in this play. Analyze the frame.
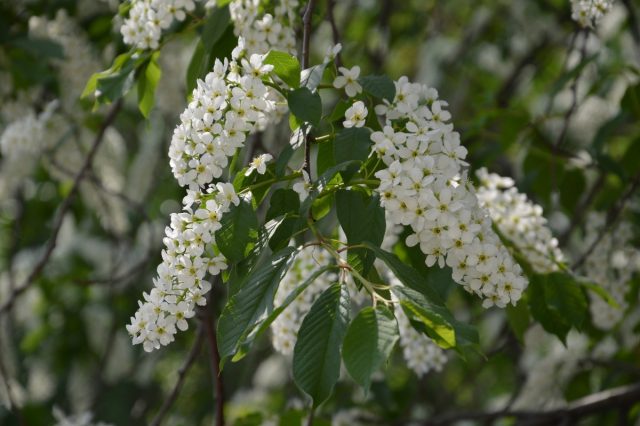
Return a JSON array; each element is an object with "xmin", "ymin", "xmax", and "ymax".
[
  {"xmin": 229, "ymin": 0, "xmax": 298, "ymax": 56},
  {"xmin": 371, "ymin": 77, "xmax": 528, "ymax": 308},
  {"xmin": 126, "ymin": 183, "xmax": 239, "ymax": 352},
  {"xmin": 476, "ymin": 168, "xmax": 565, "ymax": 274},
  {"xmin": 271, "ymin": 245, "xmax": 337, "ymax": 355},
  {"xmin": 168, "ymin": 53, "xmax": 281, "ymax": 189},
  {"xmin": 570, "ymin": 0, "xmax": 614, "ymax": 28},
  {"xmin": 53, "ymin": 407, "xmax": 113, "ymax": 426},
  {"xmin": 580, "ymin": 213, "xmax": 640, "ymax": 330},
  {"xmin": 0, "ymin": 102, "xmax": 57, "ymax": 200},
  {"xmin": 29, "ymin": 10, "xmax": 102, "ymax": 111}
]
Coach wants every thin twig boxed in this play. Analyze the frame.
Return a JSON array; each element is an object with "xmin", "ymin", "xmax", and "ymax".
[
  {"xmin": 302, "ymin": 0, "xmax": 316, "ymax": 70},
  {"xmin": 422, "ymin": 382, "xmax": 640, "ymax": 426},
  {"xmin": 326, "ymin": 0, "xmax": 343, "ymax": 68},
  {"xmin": 301, "ymin": 0, "xmax": 317, "ymax": 180},
  {"xmin": 149, "ymin": 325, "xmax": 205, "ymax": 426},
  {"xmin": 0, "ymin": 100, "xmax": 123, "ymax": 316},
  {"xmin": 203, "ymin": 307, "xmax": 225, "ymax": 426}
]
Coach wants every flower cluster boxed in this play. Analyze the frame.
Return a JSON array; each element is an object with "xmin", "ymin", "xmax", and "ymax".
[
  {"xmin": 580, "ymin": 213, "xmax": 640, "ymax": 330},
  {"xmin": 229, "ymin": 0, "xmax": 299, "ymax": 56},
  {"xmin": 476, "ymin": 168, "xmax": 565, "ymax": 274},
  {"xmin": 168, "ymin": 52, "xmax": 280, "ymax": 189},
  {"xmin": 126, "ymin": 183, "xmax": 239, "ymax": 352},
  {"xmin": 271, "ymin": 245, "xmax": 337, "ymax": 355},
  {"xmin": 29, "ymin": 10, "xmax": 102, "ymax": 111},
  {"xmin": 371, "ymin": 77, "xmax": 528, "ymax": 308},
  {"xmin": 120, "ymin": 0, "xmax": 200, "ymax": 50},
  {"xmin": 570, "ymin": 0, "xmax": 614, "ymax": 28},
  {"xmin": 0, "ymin": 102, "xmax": 57, "ymax": 200}
]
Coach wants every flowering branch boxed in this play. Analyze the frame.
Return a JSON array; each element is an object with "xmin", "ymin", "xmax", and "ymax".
[
  {"xmin": 421, "ymin": 382, "xmax": 640, "ymax": 426},
  {"xmin": 0, "ymin": 99, "xmax": 123, "ymax": 316}
]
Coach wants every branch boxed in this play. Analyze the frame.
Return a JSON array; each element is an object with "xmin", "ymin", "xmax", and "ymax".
[
  {"xmin": 325, "ymin": 0, "xmax": 343, "ymax": 68},
  {"xmin": 301, "ymin": 0, "xmax": 317, "ymax": 180},
  {"xmin": 301, "ymin": 0, "xmax": 316, "ymax": 70},
  {"xmin": 203, "ymin": 307, "xmax": 225, "ymax": 426},
  {"xmin": 0, "ymin": 100, "xmax": 123, "ymax": 316},
  {"xmin": 422, "ymin": 382, "xmax": 640, "ymax": 426},
  {"xmin": 149, "ymin": 325, "xmax": 205, "ymax": 426}
]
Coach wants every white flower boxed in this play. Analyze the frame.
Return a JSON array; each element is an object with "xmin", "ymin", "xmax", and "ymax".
[
  {"xmin": 245, "ymin": 153, "xmax": 273, "ymax": 176},
  {"xmin": 333, "ymin": 66, "xmax": 362, "ymax": 97},
  {"xmin": 343, "ymin": 101, "xmax": 368, "ymax": 128},
  {"xmin": 323, "ymin": 43, "xmax": 342, "ymax": 63},
  {"xmin": 293, "ymin": 170, "xmax": 311, "ymax": 201}
]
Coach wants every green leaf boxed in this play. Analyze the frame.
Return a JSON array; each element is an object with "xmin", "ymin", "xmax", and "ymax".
[
  {"xmin": 342, "ymin": 306, "xmax": 398, "ymax": 392},
  {"xmin": 333, "ymin": 127, "xmax": 372, "ymax": 181},
  {"xmin": 215, "ymin": 198, "xmax": 259, "ymax": 263},
  {"xmin": 137, "ymin": 51, "xmax": 162, "ymax": 118},
  {"xmin": 336, "ymin": 190, "xmax": 385, "ymax": 276},
  {"xmin": 288, "ymin": 87, "xmax": 322, "ymax": 126},
  {"xmin": 506, "ymin": 302, "xmax": 530, "ymax": 342},
  {"xmin": 236, "ymin": 266, "xmax": 336, "ymax": 359},
  {"xmin": 266, "ymin": 188, "xmax": 300, "ymax": 221},
  {"xmin": 543, "ymin": 273, "xmax": 588, "ymax": 330},
  {"xmin": 364, "ymin": 243, "xmax": 444, "ymax": 304},
  {"xmin": 621, "ymin": 82, "xmax": 640, "ymax": 120},
  {"xmin": 293, "ymin": 283, "xmax": 350, "ymax": 407},
  {"xmin": 528, "ymin": 274, "xmax": 571, "ymax": 344},
  {"xmin": 186, "ymin": 25, "xmax": 236, "ymax": 93},
  {"xmin": 264, "ymin": 50, "xmax": 301, "ymax": 88},
  {"xmin": 217, "ymin": 247, "xmax": 297, "ymax": 365},
  {"xmin": 358, "ymin": 75, "xmax": 396, "ymax": 101},
  {"xmin": 11, "ymin": 37, "xmax": 64, "ymax": 59},
  {"xmin": 96, "ymin": 64, "xmax": 136, "ymax": 103},
  {"xmin": 201, "ymin": 5, "xmax": 231, "ymax": 51},
  {"xmin": 391, "ymin": 285, "xmax": 478, "ymax": 350}
]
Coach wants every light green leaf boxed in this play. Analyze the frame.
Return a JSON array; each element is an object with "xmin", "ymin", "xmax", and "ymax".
[
  {"xmin": 137, "ymin": 51, "xmax": 162, "ymax": 118},
  {"xmin": 264, "ymin": 50, "xmax": 301, "ymax": 88}
]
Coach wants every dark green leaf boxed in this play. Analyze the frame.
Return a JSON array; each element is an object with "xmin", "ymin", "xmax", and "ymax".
[
  {"xmin": 333, "ymin": 127, "xmax": 372, "ymax": 181},
  {"xmin": 342, "ymin": 306, "xmax": 398, "ymax": 391},
  {"xmin": 215, "ymin": 198, "xmax": 259, "ymax": 263},
  {"xmin": 288, "ymin": 87, "xmax": 322, "ymax": 126},
  {"xmin": 217, "ymin": 247, "xmax": 297, "ymax": 365},
  {"xmin": 364, "ymin": 243, "xmax": 444, "ymax": 304},
  {"xmin": 506, "ymin": 302, "xmax": 530, "ymax": 342},
  {"xmin": 266, "ymin": 189, "xmax": 300, "ymax": 221},
  {"xmin": 293, "ymin": 283, "xmax": 350, "ymax": 407},
  {"xmin": 358, "ymin": 75, "xmax": 396, "ymax": 101},
  {"xmin": 201, "ymin": 5, "xmax": 231, "ymax": 51}
]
